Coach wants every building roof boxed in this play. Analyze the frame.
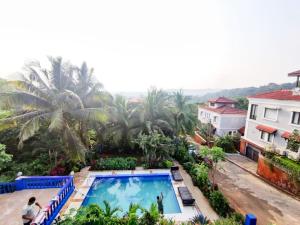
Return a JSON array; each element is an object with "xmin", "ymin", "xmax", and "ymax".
[
  {"xmin": 200, "ymin": 105, "xmax": 247, "ymax": 115},
  {"xmin": 288, "ymin": 70, "xmax": 300, "ymax": 77},
  {"xmin": 281, "ymin": 131, "xmax": 291, "ymax": 139},
  {"xmin": 208, "ymin": 97, "xmax": 236, "ymax": 104},
  {"xmin": 256, "ymin": 125, "xmax": 277, "ymax": 134},
  {"xmin": 249, "ymin": 89, "xmax": 300, "ymax": 101}
]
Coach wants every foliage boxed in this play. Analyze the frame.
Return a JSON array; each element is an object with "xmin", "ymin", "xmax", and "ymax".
[
  {"xmin": 140, "ymin": 203, "xmax": 160, "ymax": 225},
  {"xmin": 271, "ymin": 155, "xmax": 300, "ymax": 181},
  {"xmin": 191, "ymin": 163, "xmax": 209, "ymax": 190},
  {"xmin": 200, "ymin": 146, "xmax": 225, "ymax": 188},
  {"xmin": 198, "ymin": 122, "xmax": 215, "ymax": 142},
  {"xmin": 235, "ymin": 97, "xmax": 248, "ymax": 110},
  {"xmin": 0, "ymin": 143, "xmax": 12, "ymax": 170},
  {"xmin": 215, "ymin": 135, "xmax": 237, "ymax": 153},
  {"xmin": 162, "ymin": 160, "xmax": 173, "ymax": 168},
  {"xmin": 190, "ymin": 213, "xmax": 209, "ymax": 225},
  {"xmin": 134, "ymin": 131, "xmax": 174, "ymax": 168},
  {"xmin": 287, "ymin": 129, "xmax": 300, "ymax": 152},
  {"xmin": 209, "ymin": 191, "xmax": 231, "ymax": 217},
  {"xmin": 91, "ymin": 157, "xmax": 137, "ymax": 170},
  {"xmin": 213, "ymin": 217, "xmax": 242, "ymax": 225},
  {"xmin": 171, "ymin": 90, "xmax": 197, "ymax": 136},
  {"xmin": 0, "ymin": 57, "xmax": 109, "ymax": 162}
]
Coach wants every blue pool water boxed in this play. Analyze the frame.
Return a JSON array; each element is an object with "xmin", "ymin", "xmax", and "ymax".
[{"xmin": 82, "ymin": 174, "xmax": 181, "ymax": 215}]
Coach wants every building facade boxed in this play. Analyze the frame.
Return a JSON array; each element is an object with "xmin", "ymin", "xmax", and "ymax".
[
  {"xmin": 240, "ymin": 89, "xmax": 300, "ymax": 161},
  {"xmin": 198, "ymin": 97, "xmax": 247, "ymax": 137}
]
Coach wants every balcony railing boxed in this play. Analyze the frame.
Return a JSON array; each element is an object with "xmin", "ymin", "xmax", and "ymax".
[{"xmin": 0, "ymin": 176, "xmax": 74, "ymax": 225}]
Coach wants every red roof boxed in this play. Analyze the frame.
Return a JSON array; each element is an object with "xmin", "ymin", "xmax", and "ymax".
[
  {"xmin": 208, "ymin": 97, "xmax": 236, "ymax": 104},
  {"xmin": 200, "ymin": 105, "xmax": 247, "ymax": 115},
  {"xmin": 256, "ymin": 125, "xmax": 277, "ymax": 133},
  {"xmin": 288, "ymin": 70, "xmax": 300, "ymax": 77},
  {"xmin": 249, "ymin": 89, "xmax": 300, "ymax": 101},
  {"xmin": 281, "ymin": 131, "xmax": 291, "ymax": 139}
]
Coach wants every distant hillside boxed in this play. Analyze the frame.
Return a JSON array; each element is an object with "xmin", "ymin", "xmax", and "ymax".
[{"xmin": 195, "ymin": 82, "xmax": 296, "ymax": 103}]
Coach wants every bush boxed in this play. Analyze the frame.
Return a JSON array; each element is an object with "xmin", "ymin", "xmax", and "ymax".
[
  {"xmin": 213, "ymin": 217, "xmax": 242, "ymax": 225},
  {"xmin": 162, "ymin": 160, "xmax": 173, "ymax": 168},
  {"xmin": 215, "ymin": 135, "xmax": 237, "ymax": 153},
  {"xmin": 91, "ymin": 157, "xmax": 137, "ymax": 170},
  {"xmin": 192, "ymin": 163, "xmax": 209, "ymax": 189},
  {"xmin": 209, "ymin": 191, "xmax": 231, "ymax": 217},
  {"xmin": 183, "ymin": 162, "xmax": 194, "ymax": 172},
  {"xmin": 230, "ymin": 212, "xmax": 245, "ymax": 224}
]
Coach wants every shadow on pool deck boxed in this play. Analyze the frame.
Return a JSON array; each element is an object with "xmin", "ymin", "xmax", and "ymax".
[{"xmin": 0, "ymin": 188, "xmax": 59, "ymax": 225}]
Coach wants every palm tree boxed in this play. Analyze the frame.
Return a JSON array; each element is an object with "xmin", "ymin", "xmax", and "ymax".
[
  {"xmin": 109, "ymin": 95, "xmax": 143, "ymax": 150},
  {"xmin": 172, "ymin": 90, "xmax": 197, "ymax": 136},
  {"xmin": 0, "ymin": 57, "xmax": 108, "ymax": 162},
  {"xmin": 102, "ymin": 200, "xmax": 122, "ymax": 217},
  {"xmin": 138, "ymin": 88, "xmax": 173, "ymax": 135}
]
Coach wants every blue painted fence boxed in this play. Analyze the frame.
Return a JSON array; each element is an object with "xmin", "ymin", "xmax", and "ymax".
[{"xmin": 0, "ymin": 176, "xmax": 74, "ymax": 225}]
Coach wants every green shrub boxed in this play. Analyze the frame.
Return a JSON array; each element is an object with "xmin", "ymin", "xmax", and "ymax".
[
  {"xmin": 162, "ymin": 160, "xmax": 173, "ymax": 168},
  {"xmin": 192, "ymin": 163, "xmax": 209, "ymax": 189},
  {"xmin": 209, "ymin": 191, "xmax": 231, "ymax": 217},
  {"xmin": 215, "ymin": 135, "xmax": 237, "ymax": 153},
  {"xmin": 213, "ymin": 217, "xmax": 242, "ymax": 225},
  {"xmin": 230, "ymin": 212, "xmax": 245, "ymax": 224},
  {"xmin": 92, "ymin": 157, "xmax": 137, "ymax": 170},
  {"xmin": 183, "ymin": 162, "xmax": 194, "ymax": 172}
]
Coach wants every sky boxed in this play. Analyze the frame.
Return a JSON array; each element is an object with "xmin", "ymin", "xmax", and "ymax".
[{"xmin": 0, "ymin": 0, "xmax": 300, "ymax": 92}]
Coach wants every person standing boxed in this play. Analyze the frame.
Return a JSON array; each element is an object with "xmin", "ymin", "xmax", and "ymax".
[
  {"xmin": 156, "ymin": 192, "xmax": 164, "ymax": 214},
  {"xmin": 22, "ymin": 197, "xmax": 42, "ymax": 225}
]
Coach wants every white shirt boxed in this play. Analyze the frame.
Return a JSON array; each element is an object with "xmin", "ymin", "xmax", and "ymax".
[{"xmin": 22, "ymin": 204, "xmax": 35, "ymax": 223}]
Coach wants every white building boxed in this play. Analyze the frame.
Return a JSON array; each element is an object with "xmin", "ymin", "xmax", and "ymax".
[
  {"xmin": 198, "ymin": 97, "xmax": 247, "ymax": 137},
  {"xmin": 240, "ymin": 71, "xmax": 300, "ymax": 161}
]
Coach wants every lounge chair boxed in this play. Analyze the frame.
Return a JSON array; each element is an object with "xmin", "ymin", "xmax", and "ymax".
[
  {"xmin": 171, "ymin": 166, "xmax": 183, "ymax": 181},
  {"xmin": 178, "ymin": 187, "xmax": 195, "ymax": 206}
]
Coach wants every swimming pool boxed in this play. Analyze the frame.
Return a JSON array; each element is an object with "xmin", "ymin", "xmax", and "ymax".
[{"xmin": 82, "ymin": 174, "xmax": 181, "ymax": 215}]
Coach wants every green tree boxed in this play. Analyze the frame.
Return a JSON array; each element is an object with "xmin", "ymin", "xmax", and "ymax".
[
  {"xmin": 235, "ymin": 97, "xmax": 248, "ymax": 110},
  {"xmin": 135, "ymin": 131, "xmax": 174, "ymax": 167},
  {"xmin": 200, "ymin": 146, "xmax": 225, "ymax": 189},
  {"xmin": 215, "ymin": 135, "xmax": 237, "ymax": 153},
  {"xmin": 287, "ymin": 129, "xmax": 300, "ymax": 152},
  {"xmin": 171, "ymin": 90, "xmax": 197, "ymax": 136},
  {"xmin": 0, "ymin": 143, "xmax": 12, "ymax": 170},
  {"xmin": 138, "ymin": 88, "xmax": 173, "ymax": 135},
  {"xmin": 0, "ymin": 57, "xmax": 108, "ymax": 162}
]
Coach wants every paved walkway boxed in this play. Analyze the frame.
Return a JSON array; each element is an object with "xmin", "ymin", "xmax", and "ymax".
[
  {"xmin": 0, "ymin": 188, "xmax": 59, "ymax": 225},
  {"xmin": 176, "ymin": 162, "xmax": 219, "ymax": 221},
  {"xmin": 226, "ymin": 153, "xmax": 258, "ymax": 174},
  {"xmin": 216, "ymin": 160, "xmax": 300, "ymax": 225}
]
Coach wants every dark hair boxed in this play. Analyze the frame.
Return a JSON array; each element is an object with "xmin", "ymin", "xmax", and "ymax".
[
  {"xmin": 28, "ymin": 197, "xmax": 36, "ymax": 204},
  {"xmin": 156, "ymin": 196, "xmax": 159, "ymax": 200}
]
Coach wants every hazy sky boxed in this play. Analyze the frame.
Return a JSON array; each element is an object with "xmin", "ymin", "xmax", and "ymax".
[{"xmin": 0, "ymin": 0, "xmax": 300, "ymax": 92}]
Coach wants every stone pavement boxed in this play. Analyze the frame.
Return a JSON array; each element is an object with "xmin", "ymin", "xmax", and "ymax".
[
  {"xmin": 0, "ymin": 188, "xmax": 59, "ymax": 225},
  {"xmin": 225, "ymin": 153, "xmax": 258, "ymax": 174},
  {"xmin": 176, "ymin": 162, "xmax": 219, "ymax": 221}
]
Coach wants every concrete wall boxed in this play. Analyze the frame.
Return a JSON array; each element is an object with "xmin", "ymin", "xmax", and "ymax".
[{"xmin": 257, "ymin": 156, "xmax": 300, "ymax": 195}]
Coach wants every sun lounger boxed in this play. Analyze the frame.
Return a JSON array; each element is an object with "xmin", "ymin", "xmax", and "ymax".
[
  {"xmin": 171, "ymin": 166, "xmax": 183, "ymax": 181},
  {"xmin": 178, "ymin": 186, "xmax": 195, "ymax": 206}
]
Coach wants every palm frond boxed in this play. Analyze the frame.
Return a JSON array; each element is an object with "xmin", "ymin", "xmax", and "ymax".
[
  {"xmin": 68, "ymin": 108, "xmax": 109, "ymax": 123},
  {"xmin": 18, "ymin": 115, "xmax": 42, "ymax": 149},
  {"xmin": 0, "ymin": 92, "xmax": 51, "ymax": 110},
  {"xmin": 48, "ymin": 109, "xmax": 64, "ymax": 132}
]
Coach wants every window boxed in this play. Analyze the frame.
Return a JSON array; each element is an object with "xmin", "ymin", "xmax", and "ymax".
[
  {"xmin": 228, "ymin": 131, "xmax": 232, "ymax": 135},
  {"xmin": 291, "ymin": 112, "xmax": 300, "ymax": 125},
  {"xmin": 260, "ymin": 131, "xmax": 274, "ymax": 143},
  {"xmin": 210, "ymin": 103, "xmax": 215, "ymax": 107},
  {"xmin": 249, "ymin": 104, "xmax": 258, "ymax": 120},
  {"xmin": 264, "ymin": 108, "xmax": 277, "ymax": 121},
  {"xmin": 213, "ymin": 116, "xmax": 217, "ymax": 123}
]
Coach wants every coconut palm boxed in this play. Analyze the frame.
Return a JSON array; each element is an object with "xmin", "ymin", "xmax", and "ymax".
[
  {"xmin": 108, "ymin": 95, "xmax": 144, "ymax": 150},
  {"xmin": 0, "ymin": 57, "xmax": 108, "ymax": 161},
  {"xmin": 138, "ymin": 88, "xmax": 173, "ymax": 135},
  {"xmin": 172, "ymin": 90, "xmax": 197, "ymax": 136},
  {"xmin": 102, "ymin": 200, "xmax": 122, "ymax": 217}
]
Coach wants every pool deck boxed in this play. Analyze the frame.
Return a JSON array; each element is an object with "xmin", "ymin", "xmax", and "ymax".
[
  {"xmin": 0, "ymin": 188, "xmax": 60, "ymax": 225},
  {"xmin": 62, "ymin": 166, "xmax": 219, "ymax": 222}
]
